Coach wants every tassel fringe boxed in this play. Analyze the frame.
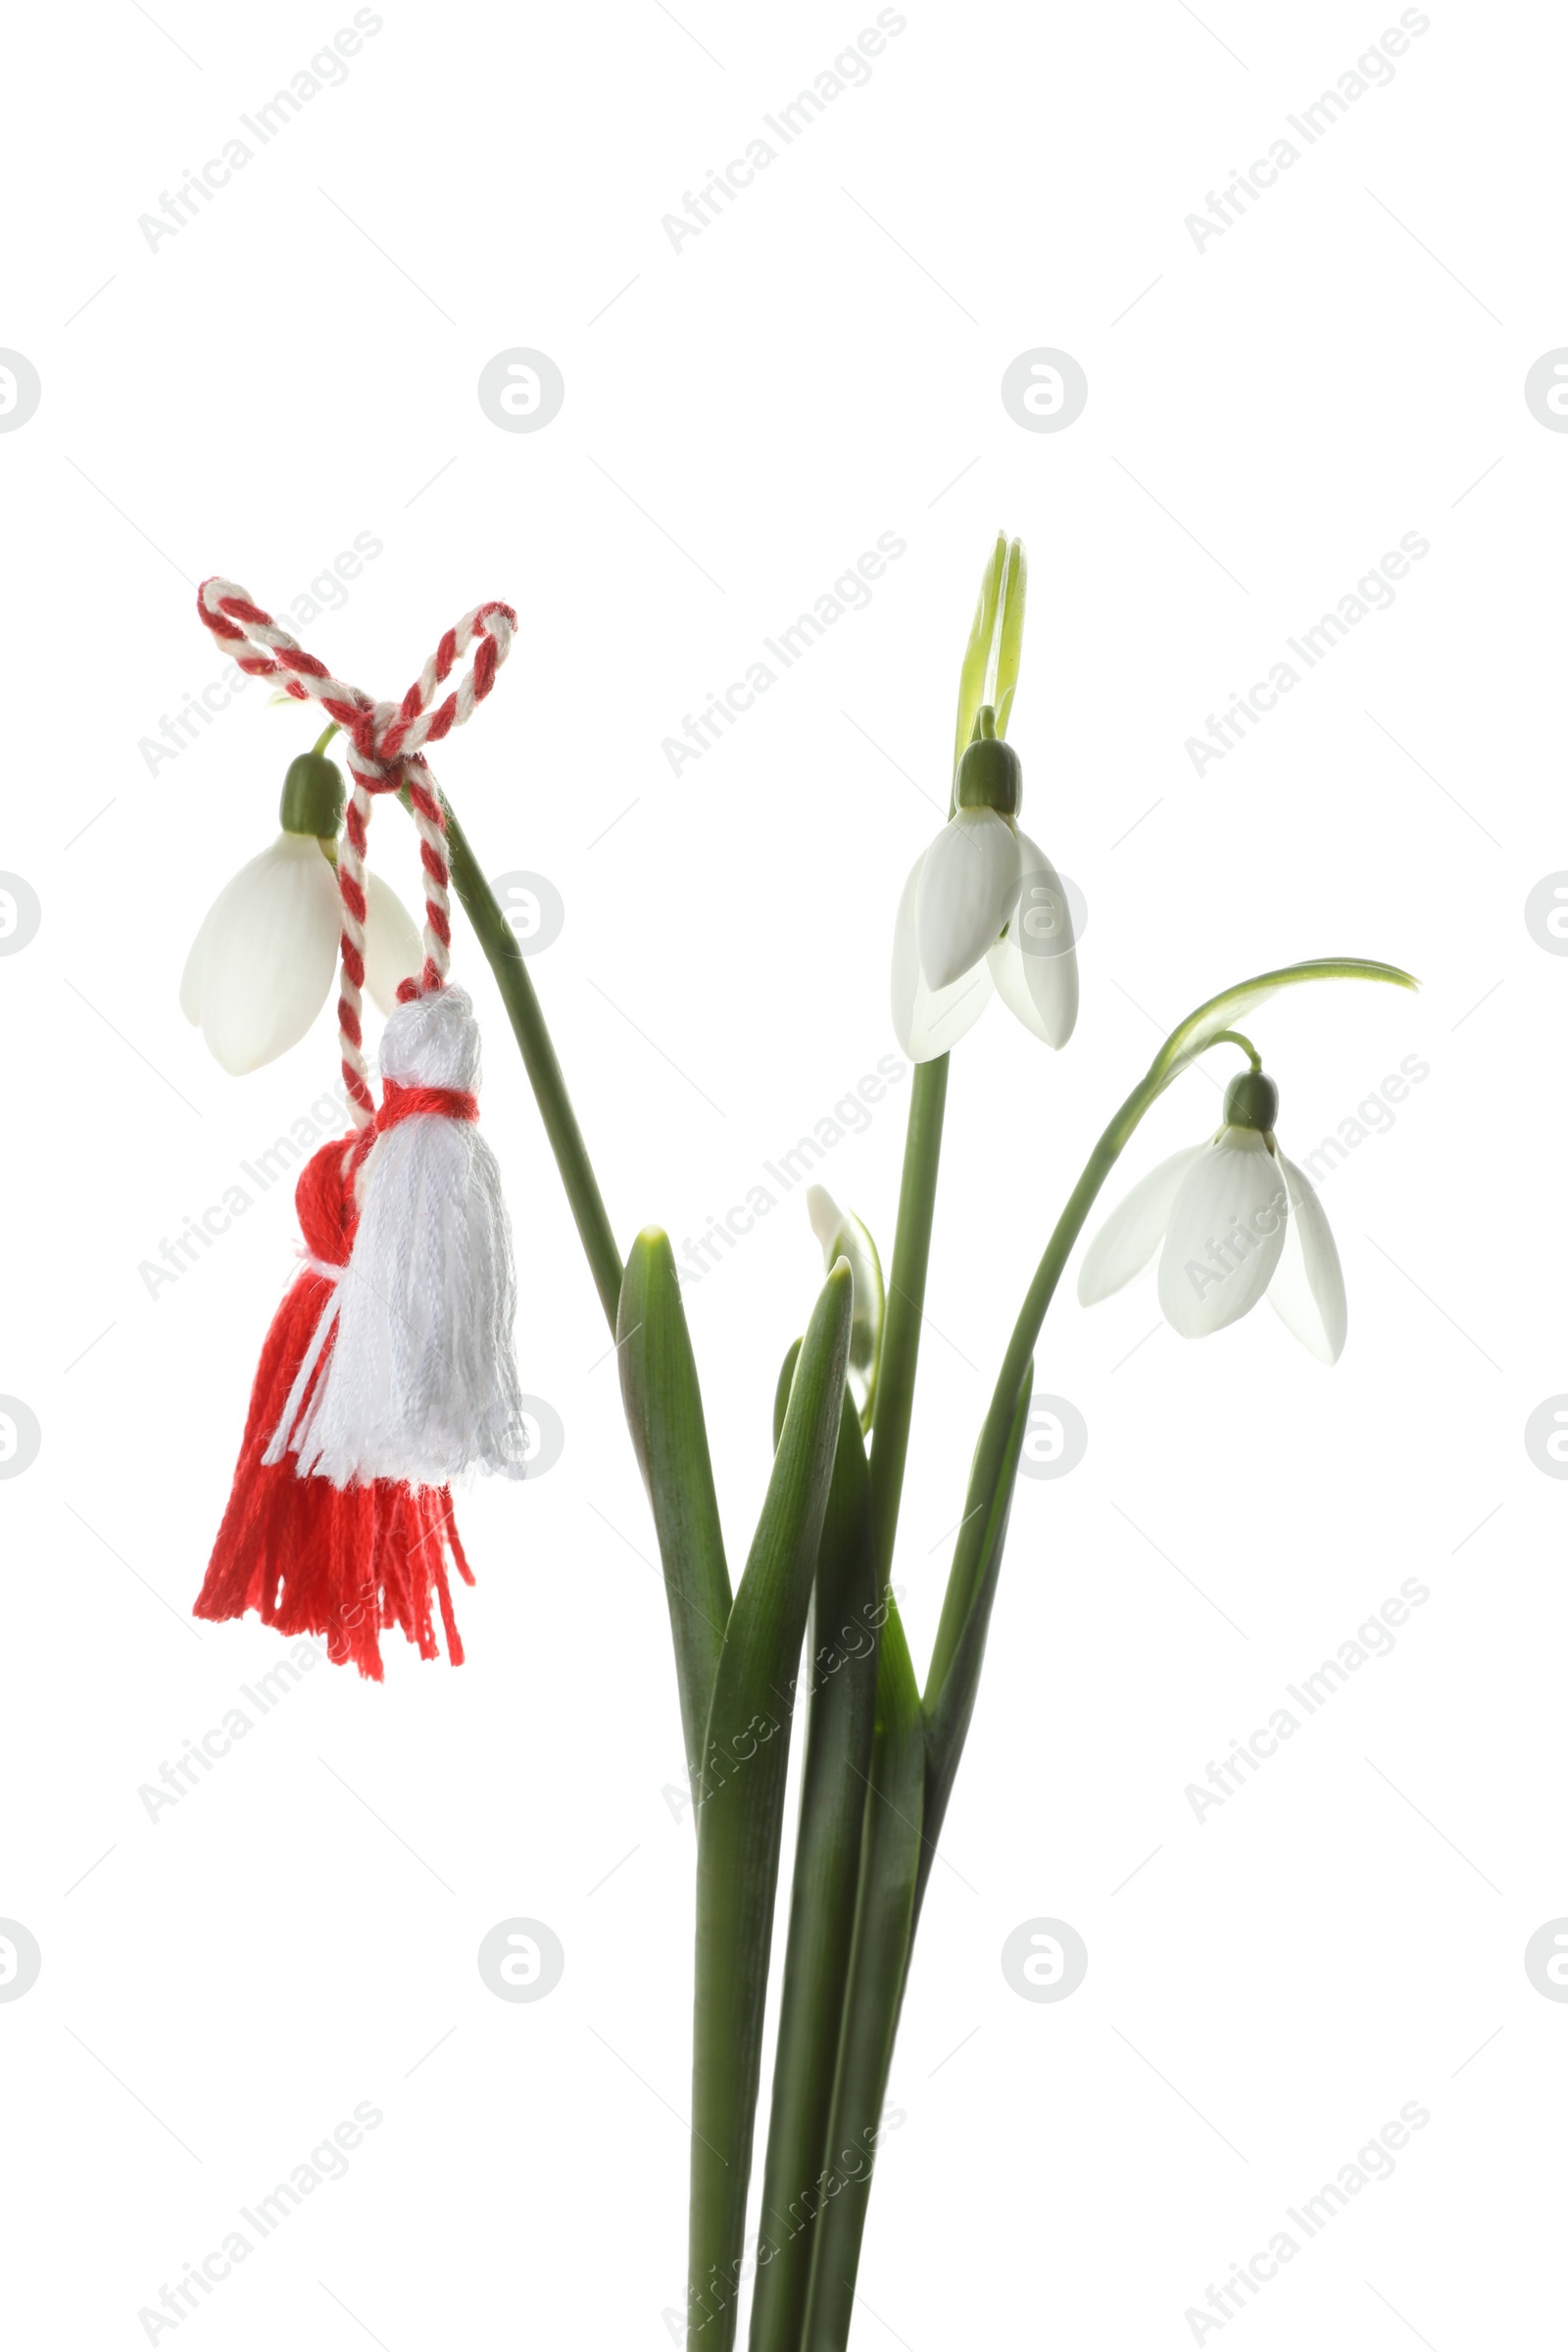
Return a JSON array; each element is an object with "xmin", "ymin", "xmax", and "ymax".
[{"xmin": 193, "ymin": 1135, "xmax": 474, "ymax": 1680}]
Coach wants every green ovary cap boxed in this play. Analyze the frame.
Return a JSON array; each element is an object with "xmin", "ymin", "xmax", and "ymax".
[
  {"xmin": 1223, "ymin": 1070, "xmax": 1279, "ymax": 1132},
  {"xmin": 279, "ymin": 751, "xmax": 345, "ymax": 839},
  {"xmin": 954, "ymin": 730, "xmax": 1022, "ymax": 817}
]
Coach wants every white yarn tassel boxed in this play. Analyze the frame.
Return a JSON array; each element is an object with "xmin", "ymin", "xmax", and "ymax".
[{"xmin": 275, "ymin": 986, "xmax": 527, "ymax": 1487}]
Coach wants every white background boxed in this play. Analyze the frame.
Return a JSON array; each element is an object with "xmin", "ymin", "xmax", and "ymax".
[{"xmin": 2, "ymin": 2, "xmax": 1563, "ymax": 2344}]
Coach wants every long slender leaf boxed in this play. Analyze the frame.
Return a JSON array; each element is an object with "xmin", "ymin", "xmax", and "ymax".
[
  {"xmin": 1151, "ymin": 957, "xmax": 1417, "ymax": 1086},
  {"xmin": 772, "ymin": 1340, "xmax": 803, "ymax": 1447},
  {"xmin": 917, "ymin": 1364, "xmax": 1034, "ymax": 1917},
  {"xmin": 867, "ymin": 1055, "xmax": 948, "ymax": 1587},
  {"xmin": 800, "ymin": 1596, "xmax": 925, "ymax": 2351},
  {"xmin": 617, "ymin": 1230, "xmax": 732, "ymax": 1795},
  {"xmin": 952, "ymin": 530, "xmax": 1006, "ymax": 785},
  {"xmin": 688, "ymin": 1261, "xmax": 855, "ymax": 2352},
  {"xmin": 990, "ymin": 537, "xmax": 1026, "ymax": 738},
  {"xmin": 749, "ymin": 1387, "xmax": 879, "ymax": 2350}
]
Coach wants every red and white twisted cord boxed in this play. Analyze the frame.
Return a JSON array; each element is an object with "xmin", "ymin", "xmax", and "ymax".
[{"xmin": 196, "ymin": 579, "xmax": 515, "ymax": 1126}]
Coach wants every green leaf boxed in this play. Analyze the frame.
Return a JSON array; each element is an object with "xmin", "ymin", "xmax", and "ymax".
[
  {"xmin": 617, "ymin": 1231, "xmax": 732, "ymax": 1798},
  {"xmin": 1149, "ymin": 957, "xmax": 1418, "ymax": 1089},
  {"xmin": 689, "ymin": 1259, "xmax": 855, "ymax": 2352},
  {"xmin": 952, "ymin": 533, "xmax": 1027, "ymax": 794},
  {"xmin": 990, "ymin": 537, "xmax": 1027, "ymax": 740},
  {"xmin": 806, "ymin": 1188, "xmax": 885, "ymax": 1431},
  {"xmin": 772, "ymin": 1338, "xmax": 804, "ymax": 1449},
  {"xmin": 800, "ymin": 1595, "xmax": 925, "ymax": 2351},
  {"xmin": 749, "ymin": 1386, "xmax": 879, "ymax": 2350},
  {"xmin": 918, "ymin": 1365, "xmax": 1035, "ymax": 1912},
  {"xmin": 952, "ymin": 531, "xmax": 1006, "ymax": 782},
  {"xmin": 868, "ymin": 1054, "xmax": 949, "ymax": 1586}
]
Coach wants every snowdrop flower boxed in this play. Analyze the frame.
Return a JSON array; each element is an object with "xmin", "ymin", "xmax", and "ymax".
[
  {"xmin": 181, "ymin": 748, "xmax": 420, "ymax": 1075},
  {"xmin": 891, "ymin": 710, "xmax": 1078, "ymax": 1063},
  {"xmin": 1076, "ymin": 1066, "xmax": 1347, "ymax": 1361}
]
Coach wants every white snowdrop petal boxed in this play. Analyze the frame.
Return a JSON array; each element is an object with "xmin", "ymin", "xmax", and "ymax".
[
  {"xmin": 179, "ymin": 899, "xmax": 219, "ymax": 1025},
  {"xmin": 914, "ymin": 808, "xmax": 1021, "ymax": 992},
  {"xmin": 1077, "ymin": 1145, "xmax": 1206, "ymax": 1304},
  {"xmin": 1268, "ymin": 1151, "xmax": 1348, "ymax": 1364},
  {"xmin": 906, "ymin": 960, "xmax": 995, "ymax": 1059},
  {"xmin": 806, "ymin": 1185, "xmax": 842, "ymax": 1250},
  {"xmin": 804, "ymin": 1187, "xmax": 885, "ymax": 1416},
  {"xmin": 988, "ymin": 830, "xmax": 1079, "ymax": 1049},
  {"xmin": 1157, "ymin": 1128, "xmax": 1290, "ymax": 1339},
  {"xmin": 196, "ymin": 834, "xmax": 342, "ymax": 1075},
  {"xmin": 363, "ymin": 871, "xmax": 423, "ymax": 1014},
  {"xmin": 892, "ymin": 847, "xmax": 995, "ymax": 1061}
]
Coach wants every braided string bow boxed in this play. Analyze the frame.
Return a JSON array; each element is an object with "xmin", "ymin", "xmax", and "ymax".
[{"xmin": 197, "ymin": 578, "xmax": 515, "ymax": 1128}]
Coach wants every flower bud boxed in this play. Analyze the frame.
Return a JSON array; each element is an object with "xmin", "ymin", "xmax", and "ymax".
[
  {"xmin": 954, "ymin": 710, "xmax": 1022, "ymax": 817},
  {"xmin": 279, "ymin": 751, "xmax": 346, "ymax": 840},
  {"xmin": 1222, "ymin": 1069, "xmax": 1279, "ymax": 1133}
]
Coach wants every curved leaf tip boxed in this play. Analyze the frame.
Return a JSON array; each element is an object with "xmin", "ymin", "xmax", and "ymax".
[{"xmin": 1152, "ymin": 957, "xmax": 1418, "ymax": 1087}]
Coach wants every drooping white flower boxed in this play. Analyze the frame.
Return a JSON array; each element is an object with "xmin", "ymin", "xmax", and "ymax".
[
  {"xmin": 181, "ymin": 750, "xmax": 420, "ymax": 1075},
  {"xmin": 891, "ymin": 716, "xmax": 1077, "ymax": 1062},
  {"xmin": 1076, "ymin": 1070, "xmax": 1347, "ymax": 1360}
]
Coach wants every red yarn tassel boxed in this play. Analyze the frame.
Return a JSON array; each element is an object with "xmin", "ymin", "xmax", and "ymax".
[{"xmin": 194, "ymin": 1134, "xmax": 474, "ymax": 1679}]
